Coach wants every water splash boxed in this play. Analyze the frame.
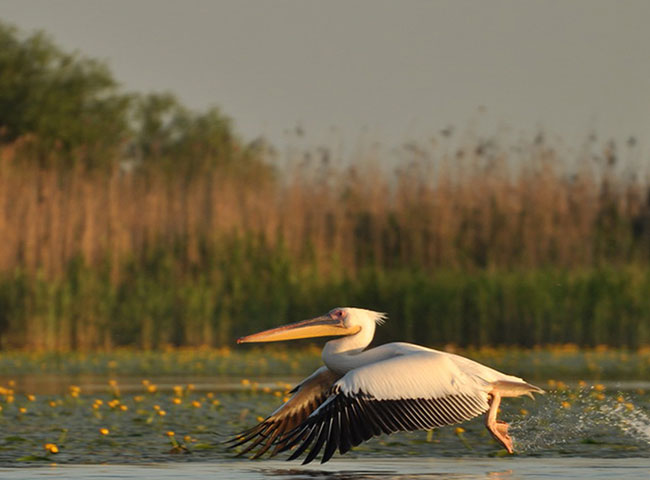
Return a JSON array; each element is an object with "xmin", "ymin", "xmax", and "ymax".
[
  {"xmin": 509, "ymin": 387, "xmax": 650, "ymax": 453},
  {"xmin": 603, "ymin": 397, "xmax": 650, "ymax": 444}
]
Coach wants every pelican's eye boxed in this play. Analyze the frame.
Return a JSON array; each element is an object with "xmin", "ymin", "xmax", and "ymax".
[{"xmin": 331, "ymin": 309, "xmax": 344, "ymax": 320}]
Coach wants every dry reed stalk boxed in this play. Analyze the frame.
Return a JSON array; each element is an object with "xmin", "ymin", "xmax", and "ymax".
[{"xmin": 0, "ymin": 138, "xmax": 647, "ymax": 281}]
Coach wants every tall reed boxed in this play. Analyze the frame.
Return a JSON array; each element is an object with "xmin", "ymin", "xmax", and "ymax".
[{"xmin": 0, "ymin": 134, "xmax": 648, "ymax": 349}]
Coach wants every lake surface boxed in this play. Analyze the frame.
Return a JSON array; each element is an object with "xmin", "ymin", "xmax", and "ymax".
[
  {"xmin": 1, "ymin": 458, "xmax": 649, "ymax": 480},
  {"xmin": 0, "ymin": 375, "xmax": 649, "ymax": 478}
]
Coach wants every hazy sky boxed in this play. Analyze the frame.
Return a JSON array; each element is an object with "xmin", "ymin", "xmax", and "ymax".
[{"xmin": 1, "ymin": 0, "xmax": 649, "ymax": 150}]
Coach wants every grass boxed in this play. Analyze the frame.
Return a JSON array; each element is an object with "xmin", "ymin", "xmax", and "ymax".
[
  {"xmin": 1, "ymin": 347, "xmax": 650, "ymax": 380},
  {"xmin": 2, "ymin": 258, "xmax": 650, "ymax": 349},
  {"xmin": 2, "ymin": 135, "xmax": 650, "ymax": 278},
  {"xmin": 1, "ymin": 134, "xmax": 650, "ymax": 349}
]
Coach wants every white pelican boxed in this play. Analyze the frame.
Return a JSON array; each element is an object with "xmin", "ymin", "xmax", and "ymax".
[{"xmin": 229, "ymin": 307, "xmax": 543, "ymax": 464}]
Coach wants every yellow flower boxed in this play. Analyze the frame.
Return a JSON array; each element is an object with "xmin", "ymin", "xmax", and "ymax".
[
  {"xmin": 157, "ymin": 409, "xmax": 167, "ymax": 416},
  {"xmin": 153, "ymin": 404, "xmax": 161, "ymax": 411},
  {"xmin": 519, "ymin": 409, "xmax": 529, "ymax": 416},
  {"xmin": 191, "ymin": 401, "xmax": 201, "ymax": 408},
  {"xmin": 99, "ymin": 428, "xmax": 110, "ymax": 435},
  {"xmin": 147, "ymin": 384, "xmax": 157, "ymax": 394},
  {"xmin": 625, "ymin": 403, "xmax": 634, "ymax": 411},
  {"xmin": 133, "ymin": 395, "xmax": 144, "ymax": 403},
  {"xmin": 173, "ymin": 385, "xmax": 183, "ymax": 395},
  {"xmin": 166, "ymin": 431, "xmax": 175, "ymax": 437},
  {"xmin": 18, "ymin": 407, "xmax": 27, "ymax": 414},
  {"xmin": 594, "ymin": 384, "xmax": 606, "ymax": 392},
  {"xmin": 27, "ymin": 394, "xmax": 36, "ymax": 402},
  {"xmin": 49, "ymin": 401, "xmax": 57, "ymax": 408},
  {"xmin": 44, "ymin": 443, "xmax": 59, "ymax": 454},
  {"xmin": 119, "ymin": 405, "xmax": 128, "ymax": 411},
  {"xmin": 211, "ymin": 399, "xmax": 221, "ymax": 406},
  {"xmin": 172, "ymin": 397, "xmax": 182, "ymax": 405},
  {"xmin": 455, "ymin": 427, "xmax": 465, "ymax": 434},
  {"xmin": 561, "ymin": 401, "xmax": 571, "ymax": 409},
  {"xmin": 241, "ymin": 379, "xmax": 250, "ymax": 386}
]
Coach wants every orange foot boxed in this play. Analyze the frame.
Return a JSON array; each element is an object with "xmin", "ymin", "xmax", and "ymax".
[{"xmin": 487, "ymin": 420, "xmax": 514, "ymax": 454}]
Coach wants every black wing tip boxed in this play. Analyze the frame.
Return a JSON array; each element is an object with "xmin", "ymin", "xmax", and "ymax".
[
  {"xmin": 248, "ymin": 392, "xmax": 489, "ymax": 464},
  {"xmin": 226, "ymin": 420, "xmax": 282, "ymax": 457},
  {"xmin": 283, "ymin": 394, "xmax": 371, "ymax": 464}
]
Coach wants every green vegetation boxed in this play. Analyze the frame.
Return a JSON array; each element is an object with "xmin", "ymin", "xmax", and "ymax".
[
  {"xmin": 0, "ymin": 22, "xmax": 129, "ymax": 165},
  {"xmin": 1, "ymin": 347, "xmax": 650, "ymax": 380},
  {"xmin": 1, "ymin": 21, "xmax": 650, "ymax": 350},
  {"xmin": 0, "ymin": 374, "xmax": 648, "ymax": 464},
  {"xmin": 2, "ymin": 252, "xmax": 650, "ymax": 349},
  {"xmin": 0, "ymin": 20, "xmax": 269, "ymax": 175}
]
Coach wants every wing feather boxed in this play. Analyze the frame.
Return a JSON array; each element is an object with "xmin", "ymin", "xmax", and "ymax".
[
  {"xmin": 287, "ymin": 422, "xmax": 320, "ymax": 461},
  {"xmin": 227, "ymin": 366, "xmax": 341, "ymax": 458},
  {"xmin": 279, "ymin": 352, "xmax": 492, "ymax": 464},
  {"xmin": 321, "ymin": 406, "xmax": 340, "ymax": 463}
]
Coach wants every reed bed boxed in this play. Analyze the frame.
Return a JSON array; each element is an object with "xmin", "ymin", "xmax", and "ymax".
[
  {"xmin": 0, "ymin": 135, "xmax": 649, "ymax": 350},
  {"xmin": 2, "ymin": 135, "xmax": 650, "ymax": 277}
]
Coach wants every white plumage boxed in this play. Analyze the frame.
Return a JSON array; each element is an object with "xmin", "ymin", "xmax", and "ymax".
[
  {"xmin": 334, "ymin": 343, "xmax": 522, "ymax": 400},
  {"xmin": 230, "ymin": 307, "xmax": 543, "ymax": 464}
]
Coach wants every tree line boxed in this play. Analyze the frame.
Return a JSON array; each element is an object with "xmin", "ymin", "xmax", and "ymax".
[{"xmin": 1, "ymin": 21, "xmax": 649, "ymax": 350}]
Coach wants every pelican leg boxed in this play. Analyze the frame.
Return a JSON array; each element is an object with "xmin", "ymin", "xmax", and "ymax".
[{"xmin": 485, "ymin": 392, "xmax": 513, "ymax": 454}]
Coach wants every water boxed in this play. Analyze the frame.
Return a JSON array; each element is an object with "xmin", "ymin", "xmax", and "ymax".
[
  {"xmin": 0, "ymin": 377, "xmax": 649, "ymax": 478},
  {"xmin": 1, "ymin": 458, "xmax": 649, "ymax": 480},
  {"xmin": 509, "ymin": 387, "xmax": 650, "ymax": 455}
]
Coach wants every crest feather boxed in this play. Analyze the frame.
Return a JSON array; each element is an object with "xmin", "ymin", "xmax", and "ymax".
[
  {"xmin": 342, "ymin": 307, "xmax": 387, "ymax": 326},
  {"xmin": 374, "ymin": 312, "xmax": 388, "ymax": 325}
]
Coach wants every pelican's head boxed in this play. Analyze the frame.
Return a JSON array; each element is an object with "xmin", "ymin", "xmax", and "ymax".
[{"xmin": 236, "ymin": 307, "xmax": 386, "ymax": 344}]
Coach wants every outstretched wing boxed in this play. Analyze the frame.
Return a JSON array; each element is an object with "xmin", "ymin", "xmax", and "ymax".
[
  {"xmin": 279, "ymin": 352, "xmax": 491, "ymax": 464},
  {"xmin": 227, "ymin": 366, "xmax": 341, "ymax": 458}
]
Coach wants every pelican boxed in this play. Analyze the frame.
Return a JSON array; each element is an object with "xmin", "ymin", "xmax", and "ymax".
[{"xmin": 229, "ymin": 307, "xmax": 543, "ymax": 464}]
